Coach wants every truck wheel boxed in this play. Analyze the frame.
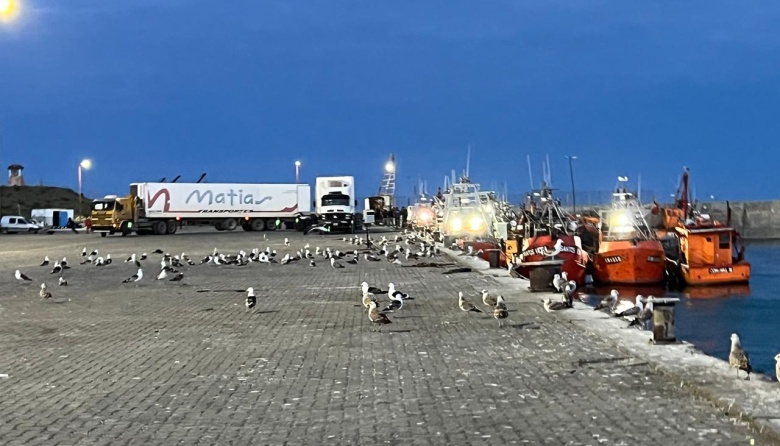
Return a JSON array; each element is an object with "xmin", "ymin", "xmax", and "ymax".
[
  {"xmin": 153, "ymin": 220, "xmax": 168, "ymax": 235},
  {"xmin": 249, "ymin": 219, "xmax": 265, "ymax": 231},
  {"xmin": 264, "ymin": 219, "xmax": 277, "ymax": 231},
  {"xmin": 166, "ymin": 220, "xmax": 178, "ymax": 235},
  {"xmin": 242, "ymin": 222, "xmax": 253, "ymax": 231},
  {"xmin": 222, "ymin": 218, "xmax": 238, "ymax": 231},
  {"xmin": 101, "ymin": 232, "xmax": 107, "ymax": 238}
]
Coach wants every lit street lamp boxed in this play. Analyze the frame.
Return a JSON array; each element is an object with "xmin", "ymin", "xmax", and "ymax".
[
  {"xmin": 565, "ymin": 155, "xmax": 577, "ymax": 215},
  {"xmin": 78, "ymin": 159, "xmax": 92, "ymax": 217},
  {"xmin": 295, "ymin": 160, "xmax": 301, "ymax": 183}
]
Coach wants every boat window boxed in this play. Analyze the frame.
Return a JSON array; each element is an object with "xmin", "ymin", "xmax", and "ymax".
[{"xmin": 719, "ymin": 234, "xmax": 730, "ymax": 249}]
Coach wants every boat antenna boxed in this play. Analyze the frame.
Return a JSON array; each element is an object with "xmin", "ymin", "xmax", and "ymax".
[
  {"xmin": 527, "ymin": 155, "xmax": 534, "ymax": 190},
  {"xmin": 465, "ymin": 144, "xmax": 471, "ymax": 180},
  {"xmin": 637, "ymin": 172, "xmax": 641, "ymax": 202},
  {"xmin": 545, "ymin": 153, "xmax": 552, "ymax": 185}
]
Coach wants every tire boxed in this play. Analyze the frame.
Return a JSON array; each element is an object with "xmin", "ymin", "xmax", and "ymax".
[
  {"xmin": 264, "ymin": 219, "xmax": 277, "ymax": 231},
  {"xmin": 166, "ymin": 220, "xmax": 178, "ymax": 235},
  {"xmin": 152, "ymin": 220, "xmax": 168, "ymax": 235},
  {"xmin": 242, "ymin": 223, "xmax": 253, "ymax": 232},
  {"xmin": 101, "ymin": 232, "xmax": 107, "ymax": 238},
  {"xmin": 222, "ymin": 218, "xmax": 238, "ymax": 231},
  {"xmin": 250, "ymin": 219, "xmax": 266, "ymax": 231}
]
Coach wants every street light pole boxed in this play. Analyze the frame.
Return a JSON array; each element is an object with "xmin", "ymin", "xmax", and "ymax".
[
  {"xmin": 295, "ymin": 160, "xmax": 301, "ymax": 183},
  {"xmin": 78, "ymin": 159, "xmax": 91, "ymax": 217},
  {"xmin": 566, "ymin": 156, "xmax": 577, "ymax": 215}
]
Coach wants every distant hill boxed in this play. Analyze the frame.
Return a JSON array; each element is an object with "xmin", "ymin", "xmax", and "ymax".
[{"xmin": 0, "ymin": 185, "xmax": 92, "ymax": 219}]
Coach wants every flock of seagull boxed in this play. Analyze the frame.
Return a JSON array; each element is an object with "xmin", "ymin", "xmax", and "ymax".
[{"xmin": 11, "ymin": 230, "xmax": 780, "ymax": 382}]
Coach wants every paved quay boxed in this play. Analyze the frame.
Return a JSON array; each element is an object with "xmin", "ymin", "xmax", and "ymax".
[{"xmin": 0, "ymin": 229, "xmax": 776, "ymax": 445}]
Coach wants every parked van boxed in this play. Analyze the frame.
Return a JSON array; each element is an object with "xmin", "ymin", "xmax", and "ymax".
[{"xmin": 0, "ymin": 216, "xmax": 43, "ymax": 234}]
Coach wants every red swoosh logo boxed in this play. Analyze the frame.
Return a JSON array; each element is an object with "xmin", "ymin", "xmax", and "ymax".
[{"xmin": 147, "ymin": 188, "xmax": 171, "ymax": 212}]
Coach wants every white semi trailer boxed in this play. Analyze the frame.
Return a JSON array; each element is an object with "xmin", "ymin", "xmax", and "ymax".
[{"xmin": 91, "ymin": 182, "xmax": 312, "ymax": 236}]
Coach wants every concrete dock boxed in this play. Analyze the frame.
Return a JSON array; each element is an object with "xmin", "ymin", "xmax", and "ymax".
[{"xmin": 0, "ymin": 229, "xmax": 777, "ymax": 445}]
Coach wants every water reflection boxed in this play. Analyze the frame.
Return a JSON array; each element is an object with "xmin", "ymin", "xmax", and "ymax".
[{"xmin": 681, "ymin": 284, "xmax": 750, "ymax": 300}]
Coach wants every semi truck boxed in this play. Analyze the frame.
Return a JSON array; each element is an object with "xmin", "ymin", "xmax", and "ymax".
[
  {"xmin": 314, "ymin": 176, "xmax": 361, "ymax": 233},
  {"xmin": 91, "ymin": 182, "xmax": 312, "ymax": 236}
]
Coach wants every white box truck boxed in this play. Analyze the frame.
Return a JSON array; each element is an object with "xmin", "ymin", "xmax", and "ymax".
[
  {"xmin": 314, "ymin": 176, "xmax": 361, "ymax": 233},
  {"xmin": 91, "ymin": 182, "xmax": 312, "ymax": 236}
]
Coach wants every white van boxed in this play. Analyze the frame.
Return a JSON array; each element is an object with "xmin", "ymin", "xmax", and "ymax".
[{"xmin": 0, "ymin": 216, "xmax": 43, "ymax": 234}]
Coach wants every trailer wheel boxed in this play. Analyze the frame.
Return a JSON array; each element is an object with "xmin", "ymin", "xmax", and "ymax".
[
  {"xmin": 242, "ymin": 222, "xmax": 253, "ymax": 231},
  {"xmin": 166, "ymin": 220, "xmax": 178, "ymax": 235},
  {"xmin": 264, "ymin": 219, "xmax": 276, "ymax": 231},
  {"xmin": 250, "ymin": 219, "xmax": 266, "ymax": 231},
  {"xmin": 101, "ymin": 232, "xmax": 107, "ymax": 238},
  {"xmin": 222, "ymin": 218, "xmax": 238, "ymax": 231},
  {"xmin": 152, "ymin": 220, "xmax": 168, "ymax": 235}
]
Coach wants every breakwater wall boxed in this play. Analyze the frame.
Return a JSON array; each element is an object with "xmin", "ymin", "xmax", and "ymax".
[{"xmin": 697, "ymin": 200, "xmax": 780, "ymax": 240}]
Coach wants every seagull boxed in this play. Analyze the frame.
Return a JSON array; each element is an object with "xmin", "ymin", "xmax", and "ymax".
[
  {"xmin": 125, "ymin": 253, "xmax": 135, "ymax": 263},
  {"xmin": 50, "ymin": 262, "xmax": 62, "ymax": 275},
  {"xmin": 330, "ymin": 258, "xmax": 345, "ymax": 269},
  {"xmin": 361, "ymin": 293, "xmax": 377, "ymax": 312},
  {"xmin": 139, "ymin": 253, "xmax": 148, "ymax": 261},
  {"xmin": 284, "ymin": 237, "xmax": 290, "ymax": 246},
  {"xmin": 245, "ymin": 287, "xmax": 257, "ymax": 313},
  {"xmin": 81, "ymin": 247, "xmax": 87, "ymax": 257},
  {"xmin": 169, "ymin": 272, "xmax": 184, "ymax": 282},
  {"xmin": 122, "ymin": 268, "xmax": 143, "ymax": 284},
  {"xmin": 481, "ymin": 289, "xmax": 497, "ymax": 307},
  {"xmin": 80, "ymin": 256, "xmax": 93, "ymax": 265},
  {"xmin": 458, "ymin": 292, "xmax": 483, "ymax": 313},
  {"xmin": 493, "ymin": 303, "xmax": 509, "ymax": 327},
  {"xmin": 156, "ymin": 269, "xmax": 168, "ymax": 280},
  {"xmin": 594, "ymin": 289, "xmax": 619, "ymax": 311},
  {"xmin": 365, "ymin": 253, "xmax": 381, "ymax": 262},
  {"xmin": 58, "ymin": 276, "xmax": 68, "ymax": 286},
  {"xmin": 563, "ymin": 281, "xmax": 577, "ymax": 308},
  {"xmin": 105, "ymin": 254, "xmax": 113, "ymax": 265},
  {"xmin": 387, "ymin": 283, "xmax": 412, "ymax": 300},
  {"xmin": 382, "ymin": 295, "xmax": 404, "ymax": 313},
  {"xmin": 15, "ymin": 270, "xmax": 32, "ymax": 282},
  {"xmin": 152, "ymin": 249, "xmax": 164, "ymax": 254},
  {"xmin": 495, "ymin": 295, "xmax": 507, "ymax": 310},
  {"xmin": 613, "ymin": 295, "xmax": 643, "ymax": 317},
  {"xmin": 552, "ymin": 273, "xmax": 564, "ymax": 292},
  {"xmin": 729, "ymin": 333, "xmax": 752, "ymax": 380},
  {"xmin": 39, "ymin": 283, "xmax": 52, "ymax": 299},
  {"xmin": 90, "ymin": 249, "xmax": 99, "ymax": 256},
  {"xmin": 628, "ymin": 296, "xmax": 654, "ymax": 329},
  {"xmin": 775, "ymin": 354, "xmax": 780, "ymax": 383},
  {"xmin": 60, "ymin": 257, "xmax": 69, "ymax": 269},
  {"xmin": 543, "ymin": 297, "xmax": 567, "ymax": 312},
  {"xmin": 367, "ymin": 301, "xmax": 392, "ymax": 331},
  {"xmin": 40, "ymin": 256, "xmax": 50, "ymax": 267},
  {"xmin": 361, "ymin": 282, "xmax": 384, "ymax": 295},
  {"xmin": 346, "ymin": 257, "xmax": 358, "ymax": 265}
]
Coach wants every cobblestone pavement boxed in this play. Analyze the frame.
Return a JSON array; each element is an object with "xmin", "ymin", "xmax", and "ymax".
[{"xmin": 0, "ymin": 229, "xmax": 774, "ymax": 445}]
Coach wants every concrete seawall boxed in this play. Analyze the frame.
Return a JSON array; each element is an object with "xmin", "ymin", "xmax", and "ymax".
[{"xmin": 697, "ymin": 201, "xmax": 780, "ymax": 240}]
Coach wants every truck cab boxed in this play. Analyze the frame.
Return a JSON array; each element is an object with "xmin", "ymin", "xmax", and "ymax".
[
  {"xmin": 315, "ymin": 176, "xmax": 359, "ymax": 233},
  {"xmin": 91, "ymin": 195, "xmax": 138, "ymax": 236}
]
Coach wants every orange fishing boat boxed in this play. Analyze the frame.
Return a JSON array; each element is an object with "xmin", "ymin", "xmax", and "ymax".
[
  {"xmin": 512, "ymin": 183, "xmax": 590, "ymax": 285},
  {"xmin": 655, "ymin": 168, "xmax": 750, "ymax": 286},
  {"xmin": 593, "ymin": 178, "xmax": 665, "ymax": 285}
]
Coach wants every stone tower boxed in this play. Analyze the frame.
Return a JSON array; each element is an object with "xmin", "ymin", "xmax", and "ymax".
[{"xmin": 7, "ymin": 164, "xmax": 24, "ymax": 186}]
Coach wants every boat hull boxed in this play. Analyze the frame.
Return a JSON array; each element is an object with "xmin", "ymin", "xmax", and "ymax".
[
  {"xmin": 593, "ymin": 240, "xmax": 665, "ymax": 285},
  {"xmin": 515, "ymin": 234, "xmax": 588, "ymax": 284},
  {"xmin": 681, "ymin": 262, "xmax": 751, "ymax": 286}
]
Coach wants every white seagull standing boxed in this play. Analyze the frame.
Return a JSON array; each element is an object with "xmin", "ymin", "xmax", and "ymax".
[
  {"xmin": 39, "ymin": 283, "xmax": 52, "ymax": 299},
  {"xmin": 552, "ymin": 274, "xmax": 564, "ymax": 292},
  {"xmin": 15, "ymin": 270, "xmax": 32, "ymax": 282},
  {"xmin": 122, "ymin": 268, "xmax": 144, "ymax": 284},
  {"xmin": 775, "ymin": 354, "xmax": 780, "ymax": 383},
  {"xmin": 245, "ymin": 287, "xmax": 257, "ymax": 313}
]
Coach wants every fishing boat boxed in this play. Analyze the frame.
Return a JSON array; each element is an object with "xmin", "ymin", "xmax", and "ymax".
[
  {"xmin": 512, "ymin": 183, "xmax": 590, "ymax": 285},
  {"xmin": 654, "ymin": 168, "xmax": 750, "ymax": 286},
  {"xmin": 593, "ymin": 178, "xmax": 665, "ymax": 285}
]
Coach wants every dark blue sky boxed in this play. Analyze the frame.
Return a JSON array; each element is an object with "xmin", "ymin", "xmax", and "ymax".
[{"xmin": 1, "ymin": 1, "xmax": 779, "ymax": 204}]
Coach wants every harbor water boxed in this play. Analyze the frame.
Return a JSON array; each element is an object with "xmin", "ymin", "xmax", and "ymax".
[{"xmin": 586, "ymin": 241, "xmax": 780, "ymax": 380}]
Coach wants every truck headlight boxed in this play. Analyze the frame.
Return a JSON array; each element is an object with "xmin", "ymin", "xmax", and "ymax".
[{"xmin": 469, "ymin": 215, "xmax": 483, "ymax": 230}]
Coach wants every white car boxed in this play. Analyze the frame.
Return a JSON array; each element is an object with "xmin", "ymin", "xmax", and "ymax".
[{"xmin": 0, "ymin": 215, "xmax": 43, "ymax": 234}]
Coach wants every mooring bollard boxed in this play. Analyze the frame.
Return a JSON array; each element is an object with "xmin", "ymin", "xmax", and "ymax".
[{"xmin": 648, "ymin": 297, "xmax": 681, "ymax": 344}]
